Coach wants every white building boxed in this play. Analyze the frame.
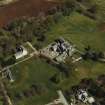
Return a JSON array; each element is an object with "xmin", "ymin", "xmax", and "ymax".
[
  {"xmin": 77, "ymin": 89, "xmax": 95, "ymax": 104},
  {"xmin": 78, "ymin": 89, "xmax": 88, "ymax": 103},
  {"xmin": 14, "ymin": 46, "xmax": 28, "ymax": 60},
  {"xmin": 88, "ymin": 97, "xmax": 95, "ymax": 104}
]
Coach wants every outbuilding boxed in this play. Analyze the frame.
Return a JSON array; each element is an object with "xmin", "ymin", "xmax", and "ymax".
[{"xmin": 14, "ymin": 46, "xmax": 28, "ymax": 59}]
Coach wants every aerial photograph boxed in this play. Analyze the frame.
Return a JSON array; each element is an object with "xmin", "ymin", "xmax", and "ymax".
[{"xmin": 0, "ymin": 0, "xmax": 105, "ymax": 105}]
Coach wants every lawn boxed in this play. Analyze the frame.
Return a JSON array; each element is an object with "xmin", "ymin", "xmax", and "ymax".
[
  {"xmin": 45, "ymin": 12, "xmax": 105, "ymax": 51},
  {"xmin": 6, "ymin": 56, "xmax": 59, "ymax": 105}
]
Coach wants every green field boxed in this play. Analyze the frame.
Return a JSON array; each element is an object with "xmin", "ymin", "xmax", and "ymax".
[
  {"xmin": 45, "ymin": 12, "xmax": 105, "ymax": 51},
  {"xmin": 7, "ymin": 57, "xmax": 59, "ymax": 105},
  {"xmin": 43, "ymin": 12, "xmax": 105, "ymax": 89}
]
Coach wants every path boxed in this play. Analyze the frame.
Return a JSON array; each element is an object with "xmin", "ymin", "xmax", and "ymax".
[
  {"xmin": 57, "ymin": 90, "xmax": 69, "ymax": 105},
  {"xmin": 0, "ymin": 81, "xmax": 13, "ymax": 105},
  {"xmin": 46, "ymin": 90, "xmax": 69, "ymax": 105},
  {"xmin": 26, "ymin": 42, "xmax": 39, "ymax": 55}
]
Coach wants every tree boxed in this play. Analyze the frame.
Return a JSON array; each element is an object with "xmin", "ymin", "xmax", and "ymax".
[
  {"xmin": 56, "ymin": 63, "xmax": 71, "ymax": 77},
  {"xmin": 37, "ymin": 34, "xmax": 46, "ymax": 42},
  {"xmin": 50, "ymin": 74, "xmax": 59, "ymax": 84},
  {"xmin": 99, "ymin": 99, "xmax": 105, "ymax": 105},
  {"xmin": 34, "ymin": 43, "xmax": 43, "ymax": 50},
  {"xmin": 44, "ymin": 15, "xmax": 55, "ymax": 26},
  {"xmin": 87, "ymin": 4, "xmax": 98, "ymax": 14},
  {"xmin": 98, "ymin": 52, "xmax": 104, "ymax": 59},
  {"xmin": 97, "ymin": 74, "xmax": 105, "ymax": 87},
  {"xmin": 84, "ymin": 45, "xmax": 91, "ymax": 51},
  {"xmin": 53, "ymin": 12, "xmax": 63, "ymax": 23},
  {"xmin": 0, "ymin": 29, "xmax": 17, "ymax": 59},
  {"xmin": 47, "ymin": 7, "xmax": 57, "ymax": 15},
  {"xmin": 1, "ymin": 55, "xmax": 16, "ymax": 67},
  {"xmin": 79, "ymin": 78, "xmax": 93, "ymax": 89},
  {"xmin": 88, "ymin": 81, "xmax": 105, "ymax": 98}
]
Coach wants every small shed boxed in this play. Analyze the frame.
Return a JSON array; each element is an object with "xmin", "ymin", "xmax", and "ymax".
[
  {"xmin": 14, "ymin": 46, "xmax": 28, "ymax": 59},
  {"xmin": 88, "ymin": 97, "xmax": 95, "ymax": 104}
]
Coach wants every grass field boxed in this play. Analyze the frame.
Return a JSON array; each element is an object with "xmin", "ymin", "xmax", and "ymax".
[
  {"xmin": 45, "ymin": 12, "xmax": 105, "ymax": 51},
  {"xmin": 43, "ymin": 12, "xmax": 105, "ymax": 89},
  {"xmin": 6, "ymin": 57, "xmax": 59, "ymax": 105}
]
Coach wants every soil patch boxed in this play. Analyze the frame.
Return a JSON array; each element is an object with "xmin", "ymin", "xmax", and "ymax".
[{"xmin": 0, "ymin": 0, "xmax": 59, "ymax": 27}]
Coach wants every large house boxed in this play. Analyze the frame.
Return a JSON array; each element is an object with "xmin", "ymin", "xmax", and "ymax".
[{"xmin": 40, "ymin": 38, "xmax": 76, "ymax": 62}]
